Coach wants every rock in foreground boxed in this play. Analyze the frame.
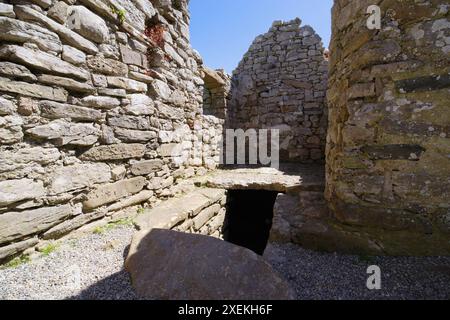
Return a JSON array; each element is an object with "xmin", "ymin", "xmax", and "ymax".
[{"xmin": 125, "ymin": 229, "xmax": 295, "ymax": 300}]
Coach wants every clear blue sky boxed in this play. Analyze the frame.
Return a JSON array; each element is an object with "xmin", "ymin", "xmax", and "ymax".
[{"xmin": 189, "ymin": 0, "xmax": 333, "ymax": 73}]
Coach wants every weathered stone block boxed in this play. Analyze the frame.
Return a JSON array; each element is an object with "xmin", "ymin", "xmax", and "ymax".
[
  {"xmin": 107, "ymin": 114, "xmax": 152, "ymax": 130},
  {"xmin": 37, "ymin": 74, "xmax": 95, "ymax": 94},
  {"xmin": 80, "ymin": 143, "xmax": 146, "ymax": 161},
  {"xmin": 30, "ymin": 0, "xmax": 52, "ymax": 9},
  {"xmin": 17, "ymin": 97, "xmax": 36, "ymax": 116},
  {"xmin": 98, "ymin": 88, "xmax": 127, "ymax": 98},
  {"xmin": 80, "ymin": 96, "xmax": 121, "ymax": 109},
  {"xmin": 0, "ymin": 204, "xmax": 78, "ymax": 245},
  {"xmin": 159, "ymin": 143, "xmax": 182, "ymax": 157},
  {"xmin": 62, "ymin": 45, "xmax": 86, "ymax": 65},
  {"xmin": 120, "ymin": 44, "xmax": 146, "ymax": 67},
  {"xmin": 0, "ymin": 16, "xmax": 61, "ymax": 52},
  {"xmin": 0, "ymin": 77, "xmax": 68, "ymax": 102},
  {"xmin": 111, "ymin": 166, "xmax": 126, "ymax": 181},
  {"xmin": 67, "ymin": 6, "xmax": 109, "ymax": 43},
  {"xmin": 0, "ymin": 115, "xmax": 23, "ymax": 144},
  {"xmin": 47, "ymin": 163, "xmax": 111, "ymax": 194},
  {"xmin": 27, "ymin": 120, "xmax": 100, "ymax": 146},
  {"xmin": 0, "ymin": 97, "xmax": 16, "ymax": 116},
  {"xmin": 43, "ymin": 211, "xmax": 102, "ymax": 240},
  {"xmin": 48, "ymin": 1, "xmax": 70, "ymax": 24},
  {"xmin": 164, "ymin": 43, "xmax": 185, "ymax": 66},
  {"xmin": 106, "ymin": 190, "xmax": 153, "ymax": 213},
  {"xmin": 0, "ymin": 62, "xmax": 37, "ymax": 82},
  {"xmin": 0, "ymin": 178, "xmax": 46, "ymax": 207},
  {"xmin": 193, "ymin": 204, "xmax": 221, "ymax": 230},
  {"xmin": 129, "ymin": 71, "xmax": 154, "ymax": 84},
  {"xmin": 114, "ymin": 128, "xmax": 156, "ymax": 143},
  {"xmin": 0, "ymin": 3, "xmax": 15, "ymax": 18},
  {"xmin": 0, "ymin": 238, "xmax": 39, "ymax": 261},
  {"xmin": 107, "ymin": 77, "xmax": 147, "ymax": 92},
  {"xmin": 14, "ymin": 5, "xmax": 98, "ymax": 54},
  {"xmin": 130, "ymin": 160, "xmax": 164, "ymax": 176},
  {"xmin": 39, "ymin": 100, "xmax": 103, "ymax": 122},
  {"xmin": 134, "ymin": 190, "xmax": 214, "ymax": 231},
  {"xmin": 348, "ymin": 83, "xmax": 376, "ymax": 99},
  {"xmin": 156, "ymin": 102, "xmax": 184, "ymax": 120},
  {"xmin": 149, "ymin": 79, "xmax": 172, "ymax": 100},
  {"xmin": 0, "ymin": 146, "xmax": 60, "ymax": 173},
  {"xmin": 0, "ymin": 45, "xmax": 90, "ymax": 81},
  {"xmin": 83, "ymin": 177, "xmax": 147, "ymax": 210},
  {"xmin": 86, "ymin": 56, "xmax": 129, "ymax": 77},
  {"xmin": 208, "ymin": 209, "xmax": 226, "ymax": 233},
  {"xmin": 125, "ymin": 94, "xmax": 155, "ymax": 115},
  {"xmin": 147, "ymin": 176, "xmax": 174, "ymax": 190}
]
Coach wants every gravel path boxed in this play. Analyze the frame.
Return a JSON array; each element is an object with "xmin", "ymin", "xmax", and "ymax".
[
  {"xmin": 0, "ymin": 226, "xmax": 138, "ymax": 300},
  {"xmin": 264, "ymin": 243, "xmax": 450, "ymax": 300},
  {"xmin": 1, "ymin": 226, "xmax": 449, "ymax": 300}
]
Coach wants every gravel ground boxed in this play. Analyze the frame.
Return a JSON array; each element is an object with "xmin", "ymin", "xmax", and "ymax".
[
  {"xmin": 1, "ymin": 227, "xmax": 449, "ymax": 300},
  {"xmin": 264, "ymin": 243, "xmax": 450, "ymax": 300},
  {"xmin": 0, "ymin": 226, "xmax": 138, "ymax": 300}
]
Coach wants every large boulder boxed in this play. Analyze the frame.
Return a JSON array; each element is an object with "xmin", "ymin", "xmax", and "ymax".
[{"xmin": 125, "ymin": 229, "xmax": 296, "ymax": 300}]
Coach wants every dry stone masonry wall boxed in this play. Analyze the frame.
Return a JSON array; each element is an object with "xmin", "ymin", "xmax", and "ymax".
[
  {"xmin": 1, "ymin": 0, "xmax": 449, "ymax": 262},
  {"xmin": 134, "ymin": 187, "xmax": 227, "ymax": 239},
  {"xmin": 0, "ymin": 0, "xmax": 223, "ymax": 261},
  {"xmin": 228, "ymin": 19, "xmax": 328, "ymax": 163},
  {"xmin": 326, "ymin": 0, "xmax": 450, "ymax": 255}
]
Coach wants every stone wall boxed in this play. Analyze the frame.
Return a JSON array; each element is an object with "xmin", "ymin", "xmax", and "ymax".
[
  {"xmin": 132, "ymin": 186, "xmax": 227, "ymax": 239},
  {"xmin": 0, "ymin": 0, "xmax": 222, "ymax": 261},
  {"xmin": 326, "ymin": 0, "xmax": 450, "ymax": 255},
  {"xmin": 172, "ymin": 189, "xmax": 227, "ymax": 239},
  {"xmin": 228, "ymin": 19, "xmax": 328, "ymax": 163}
]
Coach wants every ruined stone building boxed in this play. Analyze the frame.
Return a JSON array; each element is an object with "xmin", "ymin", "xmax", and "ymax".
[
  {"xmin": 228, "ymin": 18, "xmax": 328, "ymax": 163},
  {"xmin": 0, "ymin": 0, "xmax": 449, "ymax": 262}
]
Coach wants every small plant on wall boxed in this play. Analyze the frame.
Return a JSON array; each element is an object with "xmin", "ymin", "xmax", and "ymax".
[
  {"xmin": 144, "ymin": 16, "xmax": 172, "ymax": 67},
  {"xmin": 144, "ymin": 22, "xmax": 166, "ymax": 48},
  {"xmin": 110, "ymin": 5, "xmax": 126, "ymax": 24}
]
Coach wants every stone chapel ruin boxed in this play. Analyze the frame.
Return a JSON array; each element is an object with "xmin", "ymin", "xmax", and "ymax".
[{"xmin": 0, "ymin": 0, "xmax": 449, "ymax": 263}]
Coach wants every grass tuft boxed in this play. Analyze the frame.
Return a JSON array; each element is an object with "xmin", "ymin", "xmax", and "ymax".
[
  {"xmin": 110, "ymin": 6, "xmax": 126, "ymax": 24},
  {"xmin": 93, "ymin": 218, "xmax": 134, "ymax": 235},
  {"xmin": 1, "ymin": 255, "xmax": 31, "ymax": 269},
  {"xmin": 40, "ymin": 243, "xmax": 59, "ymax": 256}
]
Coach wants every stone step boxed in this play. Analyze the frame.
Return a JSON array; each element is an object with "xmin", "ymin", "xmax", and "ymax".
[{"xmin": 134, "ymin": 188, "xmax": 225, "ymax": 231}]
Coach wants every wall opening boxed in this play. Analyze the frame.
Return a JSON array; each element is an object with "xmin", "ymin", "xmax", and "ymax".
[
  {"xmin": 201, "ymin": 67, "xmax": 230, "ymax": 119},
  {"xmin": 222, "ymin": 190, "xmax": 279, "ymax": 255}
]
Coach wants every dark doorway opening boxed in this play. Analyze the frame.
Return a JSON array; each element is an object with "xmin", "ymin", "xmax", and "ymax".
[{"xmin": 223, "ymin": 190, "xmax": 279, "ymax": 255}]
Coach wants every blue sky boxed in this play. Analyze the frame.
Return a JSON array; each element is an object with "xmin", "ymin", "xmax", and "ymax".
[{"xmin": 189, "ymin": 0, "xmax": 333, "ymax": 73}]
